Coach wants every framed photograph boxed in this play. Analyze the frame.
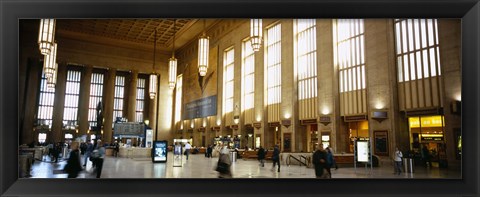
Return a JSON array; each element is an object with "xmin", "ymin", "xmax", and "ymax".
[{"xmin": 1, "ymin": 0, "xmax": 479, "ymax": 197}]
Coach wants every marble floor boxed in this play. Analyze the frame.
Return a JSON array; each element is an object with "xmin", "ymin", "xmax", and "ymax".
[{"xmin": 26, "ymin": 153, "xmax": 461, "ymax": 179}]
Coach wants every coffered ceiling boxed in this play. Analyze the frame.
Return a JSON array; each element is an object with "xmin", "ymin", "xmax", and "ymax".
[{"xmin": 55, "ymin": 19, "xmax": 217, "ymax": 52}]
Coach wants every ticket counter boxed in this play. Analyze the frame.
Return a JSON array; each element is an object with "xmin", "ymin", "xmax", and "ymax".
[{"xmin": 118, "ymin": 147, "xmax": 152, "ymax": 158}]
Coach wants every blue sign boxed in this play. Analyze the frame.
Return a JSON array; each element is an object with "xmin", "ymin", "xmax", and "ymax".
[{"xmin": 183, "ymin": 95, "xmax": 217, "ymax": 119}]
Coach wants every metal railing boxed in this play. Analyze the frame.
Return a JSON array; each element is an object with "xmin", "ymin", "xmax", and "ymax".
[{"xmin": 286, "ymin": 154, "xmax": 308, "ymax": 167}]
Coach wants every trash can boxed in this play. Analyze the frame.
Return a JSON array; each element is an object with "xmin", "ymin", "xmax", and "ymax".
[
  {"xmin": 230, "ymin": 151, "xmax": 237, "ymax": 162},
  {"xmin": 403, "ymin": 158, "xmax": 414, "ymax": 173}
]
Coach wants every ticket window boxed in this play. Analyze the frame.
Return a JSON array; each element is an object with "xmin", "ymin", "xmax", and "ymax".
[
  {"xmin": 255, "ymin": 135, "xmax": 261, "ymax": 149},
  {"xmin": 321, "ymin": 133, "xmax": 330, "ymax": 149},
  {"xmin": 38, "ymin": 133, "xmax": 47, "ymax": 144}
]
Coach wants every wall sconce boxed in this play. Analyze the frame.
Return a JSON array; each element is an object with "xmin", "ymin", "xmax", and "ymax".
[
  {"xmin": 248, "ymin": 134, "xmax": 253, "ymax": 137},
  {"xmin": 253, "ymin": 122, "xmax": 261, "ymax": 129},
  {"xmin": 281, "ymin": 119, "xmax": 291, "ymax": 128},
  {"xmin": 216, "ymin": 119, "xmax": 221, "ymax": 126},
  {"xmin": 233, "ymin": 118, "xmax": 239, "ymax": 125},
  {"xmin": 144, "ymin": 119, "xmax": 149, "ymax": 126},
  {"xmin": 321, "ymin": 108, "xmax": 330, "ymax": 115},
  {"xmin": 371, "ymin": 110, "xmax": 388, "ymax": 123},
  {"xmin": 256, "ymin": 116, "xmax": 262, "ymax": 122},
  {"xmin": 319, "ymin": 115, "xmax": 332, "ymax": 126},
  {"xmin": 284, "ymin": 113, "xmax": 291, "ymax": 119}
]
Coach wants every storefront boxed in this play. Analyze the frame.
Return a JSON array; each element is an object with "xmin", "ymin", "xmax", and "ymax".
[
  {"xmin": 408, "ymin": 115, "xmax": 447, "ymax": 167},
  {"xmin": 346, "ymin": 120, "xmax": 369, "ymax": 153}
]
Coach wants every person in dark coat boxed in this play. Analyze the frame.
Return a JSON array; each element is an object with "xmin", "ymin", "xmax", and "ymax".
[
  {"xmin": 271, "ymin": 145, "xmax": 281, "ymax": 172},
  {"xmin": 206, "ymin": 145, "xmax": 213, "ymax": 158},
  {"xmin": 64, "ymin": 142, "xmax": 83, "ymax": 178},
  {"xmin": 312, "ymin": 144, "xmax": 329, "ymax": 178},
  {"xmin": 257, "ymin": 146, "xmax": 266, "ymax": 167}
]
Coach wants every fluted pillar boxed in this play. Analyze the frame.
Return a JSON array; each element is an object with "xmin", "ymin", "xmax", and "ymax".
[
  {"xmin": 78, "ymin": 66, "xmax": 92, "ymax": 136},
  {"xmin": 127, "ymin": 70, "xmax": 138, "ymax": 122},
  {"xmin": 103, "ymin": 69, "xmax": 116, "ymax": 144},
  {"xmin": 51, "ymin": 63, "xmax": 68, "ymax": 143}
]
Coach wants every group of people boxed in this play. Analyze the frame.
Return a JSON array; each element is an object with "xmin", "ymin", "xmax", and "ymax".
[
  {"xmin": 312, "ymin": 144, "xmax": 338, "ymax": 178},
  {"xmin": 63, "ymin": 139, "xmax": 106, "ymax": 178}
]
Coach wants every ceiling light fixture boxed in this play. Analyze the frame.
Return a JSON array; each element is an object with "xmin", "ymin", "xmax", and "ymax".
[
  {"xmin": 250, "ymin": 19, "xmax": 263, "ymax": 52},
  {"xmin": 198, "ymin": 19, "xmax": 210, "ymax": 76},
  {"xmin": 149, "ymin": 29, "xmax": 158, "ymax": 99},
  {"xmin": 38, "ymin": 19, "xmax": 56, "ymax": 55},
  {"xmin": 168, "ymin": 19, "xmax": 178, "ymax": 89}
]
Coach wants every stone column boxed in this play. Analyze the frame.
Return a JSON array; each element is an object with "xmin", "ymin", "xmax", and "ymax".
[
  {"xmin": 127, "ymin": 70, "xmax": 139, "ymax": 122},
  {"xmin": 148, "ymin": 74, "xmax": 158, "ymax": 140},
  {"xmin": 281, "ymin": 19, "xmax": 295, "ymax": 152},
  {"xmin": 103, "ymin": 69, "xmax": 116, "ymax": 144},
  {"xmin": 317, "ymin": 19, "xmax": 337, "ymax": 151},
  {"xmin": 21, "ymin": 59, "xmax": 42, "ymax": 144},
  {"xmin": 78, "ymin": 66, "xmax": 92, "ymax": 136},
  {"xmin": 438, "ymin": 19, "xmax": 462, "ymax": 170},
  {"xmin": 51, "ymin": 63, "xmax": 68, "ymax": 143},
  {"xmin": 364, "ymin": 19, "xmax": 403, "ymax": 162}
]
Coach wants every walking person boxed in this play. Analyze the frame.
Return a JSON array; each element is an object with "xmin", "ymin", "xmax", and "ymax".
[
  {"xmin": 83, "ymin": 141, "xmax": 93, "ymax": 167},
  {"xmin": 206, "ymin": 145, "xmax": 213, "ymax": 158},
  {"xmin": 215, "ymin": 145, "xmax": 232, "ymax": 178},
  {"xmin": 271, "ymin": 145, "xmax": 281, "ymax": 172},
  {"xmin": 64, "ymin": 141, "xmax": 82, "ymax": 178},
  {"xmin": 325, "ymin": 147, "xmax": 336, "ymax": 178},
  {"xmin": 92, "ymin": 140, "xmax": 106, "ymax": 178},
  {"xmin": 312, "ymin": 144, "xmax": 329, "ymax": 178},
  {"xmin": 184, "ymin": 142, "xmax": 192, "ymax": 160},
  {"xmin": 394, "ymin": 147, "xmax": 403, "ymax": 175},
  {"xmin": 257, "ymin": 146, "xmax": 266, "ymax": 167}
]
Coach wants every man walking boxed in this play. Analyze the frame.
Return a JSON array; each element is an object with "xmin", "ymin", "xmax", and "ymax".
[
  {"xmin": 184, "ymin": 142, "xmax": 192, "ymax": 160},
  {"xmin": 394, "ymin": 147, "xmax": 403, "ymax": 175}
]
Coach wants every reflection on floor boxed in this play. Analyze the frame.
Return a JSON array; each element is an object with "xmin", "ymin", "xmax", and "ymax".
[{"xmin": 27, "ymin": 153, "xmax": 461, "ymax": 179}]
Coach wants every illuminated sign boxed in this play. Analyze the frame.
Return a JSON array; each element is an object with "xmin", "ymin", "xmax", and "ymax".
[
  {"xmin": 409, "ymin": 116, "xmax": 444, "ymax": 128},
  {"xmin": 357, "ymin": 141, "xmax": 369, "ymax": 162}
]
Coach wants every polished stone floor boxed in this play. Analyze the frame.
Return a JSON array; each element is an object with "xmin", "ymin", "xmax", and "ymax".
[{"xmin": 26, "ymin": 153, "xmax": 461, "ymax": 179}]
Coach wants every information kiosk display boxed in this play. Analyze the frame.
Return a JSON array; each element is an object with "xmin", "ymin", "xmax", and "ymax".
[{"xmin": 152, "ymin": 141, "xmax": 168, "ymax": 163}]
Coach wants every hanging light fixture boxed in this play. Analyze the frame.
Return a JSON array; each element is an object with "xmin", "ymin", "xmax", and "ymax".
[
  {"xmin": 250, "ymin": 19, "xmax": 263, "ymax": 52},
  {"xmin": 43, "ymin": 42, "xmax": 57, "ymax": 79},
  {"xmin": 46, "ymin": 63, "xmax": 57, "ymax": 90},
  {"xmin": 198, "ymin": 19, "xmax": 209, "ymax": 76},
  {"xmin": 168, "ymin": 19, "xmax": 178, "ymax": 89},
  {"xmin": 149, "ymin": 30, "xmax": 158, "ymax": 99},
  {"xmin": 38, "ymin": 19, "xmax": 56, "ymax": 55}
]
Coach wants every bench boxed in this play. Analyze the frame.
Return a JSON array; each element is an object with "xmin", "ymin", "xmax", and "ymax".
[{"xmin": 242, "ymin": 150, "xmax": 273, "ymax": 160}]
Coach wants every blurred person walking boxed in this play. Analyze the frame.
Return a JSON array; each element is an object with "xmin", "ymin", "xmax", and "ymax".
[
  {"xmin": 271, "ymin": 145, "xmax": 281, "ymax": 172},
  {"xmin": 257, "ymin": 146, "xmax": 266, "ymax": 167},
  {"xmin": 216, "ymin": 145, "xmax": 232, "ymax": 178},
  {"xmin": 312, "ymin": 144, "xmax": 329, "ymax": 178},
  {"xmin": 64, "ymin": 141, "xmax": 82, "ymax": 178},
  {"xmin": 91, "ymin": 140, "xmax": 106, "ymax": 178},
  {"xmin": 83, "ymin": 141, "xmax": 93, "ymax": 167},
  {"xmin": 184, "ymin": 142, "xmax": 192, "ymax": 160}
]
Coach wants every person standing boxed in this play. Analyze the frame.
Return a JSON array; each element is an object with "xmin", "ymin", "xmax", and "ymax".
[
  {"xmin": 64, "ymin": 142, "xmax": 82, "ymax": 178},
  {"xmin": 312, "ymin": 144, "xmax": 329, "ymax": 178},
  {"xmin": 257, "ymin": 146, "xmax": 266, "ymax": 167},
  {"xmin": 184, "ymin": 142, "xmax": 192, "ymax": 160},
  {"xmin": 394, "ymin": 147, "xmax": 403, "ymax": 175},
  {"xmin": 271, "ymin": 145, "xmax": 281, "ymax": 172}
]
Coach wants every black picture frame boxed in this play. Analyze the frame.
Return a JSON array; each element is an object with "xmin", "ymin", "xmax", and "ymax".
[{"xmin": 1, "ymin": 0, "xmax": 479, "ymax": 197}]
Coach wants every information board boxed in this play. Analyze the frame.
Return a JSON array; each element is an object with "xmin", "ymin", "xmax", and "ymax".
[
  {"xmin": 152, "ymin": 141, "xmax": 168, "ymax": 163},
  {"xmin": 357, "ymin": 141, "xmax": 369, "ymax": 162},
  {"xmin": 114, "ymin": 122, "xmax": 145, "ymax": 137}
]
